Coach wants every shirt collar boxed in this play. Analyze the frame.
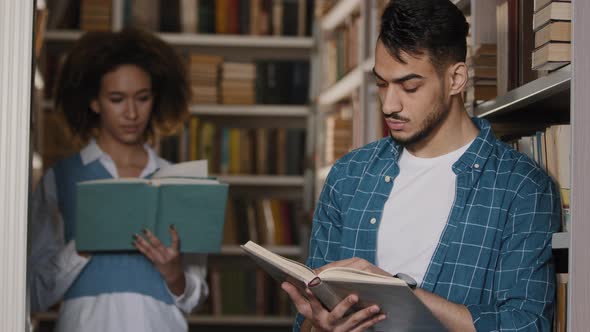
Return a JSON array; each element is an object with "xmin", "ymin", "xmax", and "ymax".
[
  {"xmin": 388, "ymin": 117, "xmax": 496, "ymax": 173},
  {"xmin": 80, "ymin": 139, "xmax": 161, "ymax": 177}
]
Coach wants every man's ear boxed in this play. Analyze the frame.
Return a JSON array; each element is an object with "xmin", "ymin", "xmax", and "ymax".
[
  {"xmin": 447, "ymin": 62, "xmax": 468, "ymax": 97},
  {"xmin": 90, "ymin": 99, "xmax": 100, "ymax": 114}
]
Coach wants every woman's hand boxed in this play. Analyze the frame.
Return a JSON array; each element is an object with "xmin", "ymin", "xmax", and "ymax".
[{"xmin": 133, "ymin": 225, "xmax": 186, "ymax": 296}]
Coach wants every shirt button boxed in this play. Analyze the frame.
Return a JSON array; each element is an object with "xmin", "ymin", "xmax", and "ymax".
[
  {"xmin": 474, "ymin": 163, "xmax": 480, "ymax": 169},
  {"xmin": 384, "ymin": 176, "xmax": 391, "ymax": 183},
  {"xmin": 370, "ymin": 218, "xmax": 377, "ymax": 225}
]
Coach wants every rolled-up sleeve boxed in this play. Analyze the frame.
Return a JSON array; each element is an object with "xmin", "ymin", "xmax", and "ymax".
[{"xmin": 467, "ymin": 178, "xmax": 561, "ymax": 332}]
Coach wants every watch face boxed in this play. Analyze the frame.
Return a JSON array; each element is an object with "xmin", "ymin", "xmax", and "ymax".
[{"xmin": 395, "ymin": 273, "xmax": 417, "ymax": 289}]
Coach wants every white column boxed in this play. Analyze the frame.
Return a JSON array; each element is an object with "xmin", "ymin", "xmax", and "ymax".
[
  {"xmin": 570, "ymin": 0, "xmax": 590, "ymax": 331},
  {"xmin": 0, "ymin": 0, "xmax": 34, "ymax": 331}
]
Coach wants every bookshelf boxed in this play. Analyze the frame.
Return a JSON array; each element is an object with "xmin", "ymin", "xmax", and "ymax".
[
  {"xmin": 35, "ymin": 0, "xmax": 315, "ymax": 331},
  {"xmin": 464, "ymin": 1, "xmax": 586, "ymax": 331},
  {"xmin": 46, "ymin": 29, "xmax": 314, "ymax": 50},
  {"xmin": 474, "ymin": 64, "xmax": 570, "ymax": 118},
  {"xmin": 313, "ymin": 0, "xmax": 589, "ymax": 331},
  {"xmin": 313, "ymin": 0, "xmax": 385, "ymax": 199}
]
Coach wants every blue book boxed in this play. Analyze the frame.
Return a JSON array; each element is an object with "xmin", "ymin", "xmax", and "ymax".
[{"xmin": 75, "ymin": 160, "xmax": 229, "ymax": 253}]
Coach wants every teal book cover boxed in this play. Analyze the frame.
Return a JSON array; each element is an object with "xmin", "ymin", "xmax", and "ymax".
[{"xmin": 75, "ymin": 161, "xmax": 229, "ymax": 253}]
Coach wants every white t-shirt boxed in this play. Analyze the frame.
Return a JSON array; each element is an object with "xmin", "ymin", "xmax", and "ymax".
[{"xmin": 376, "ymin": 141, "xmax": 472, "ymax": 286}]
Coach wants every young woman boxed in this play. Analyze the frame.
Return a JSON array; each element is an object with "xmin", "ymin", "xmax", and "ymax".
[{"xmin": 28, "ymin": 28, "xmax": 207, "ymax": 332}]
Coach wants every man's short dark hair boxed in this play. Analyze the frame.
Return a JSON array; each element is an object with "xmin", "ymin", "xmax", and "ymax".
[{"xmin": 379, "ymin": 0, "xmax": 469, "ymax": 70}]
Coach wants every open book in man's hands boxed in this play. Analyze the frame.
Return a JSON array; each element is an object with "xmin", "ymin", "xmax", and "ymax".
[
  {"xmin": 76, "ymin": 160, "xmax": 228, "ymax": 253},
  {"xmin": 241, "ymin": 241, "xmax": 447, "ymax": 332}
]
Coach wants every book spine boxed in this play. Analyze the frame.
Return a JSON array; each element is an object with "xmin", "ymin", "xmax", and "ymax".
[{"xmin": 309, "ymin": 279, "xmax": 342, "ymax": 311}]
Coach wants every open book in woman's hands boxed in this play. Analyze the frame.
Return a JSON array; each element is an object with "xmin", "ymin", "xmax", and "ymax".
[
  {"xmin": 75, "ymin": 160, "xmax": 228, "ymax": 253},
  {"xmin": 241, "ymin": 241, "xmax": 447, "ymax": 332}
]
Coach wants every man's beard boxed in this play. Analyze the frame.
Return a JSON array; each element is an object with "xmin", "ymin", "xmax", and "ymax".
[{"xmin": 386, "ymin": 99, "xmax": 451, "ymax": 147}]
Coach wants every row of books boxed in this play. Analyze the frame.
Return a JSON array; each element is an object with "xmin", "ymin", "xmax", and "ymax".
[
  {"xmin": 186, "ymin": 119, "xmax": 306, "ymax": 176},
  {"xmin": 464, "ymin": 43, "xmax": 498, "ymax": 111},
  {"xmin": 42, "ymin": 50, "xmax": 310, "ymax": 107},
  {"xmin": 70, "ymin": 0, "xmax": 314, "ymax": 36},
  {"xmin": 224, "ymin": 198, "xmax": 301, "ymax": 246},
  {"xmin": 324, "ymin": 105, "xmax": 353, "ymax": 165},
  {"xmin": 511, "ymin": 124, "xmax": 571, "ymax": 232},
  {"xmin": 532, "ymin": 0, "xmax": 572, "ymax": 71},
  {"xmin": 463, "ymin": 0, "xmax": 571, "ymax": 111},
  {"xmin": 189, "ymin": 55, "xmax": 310, "ymax": 105},
  {"xmin": 322, "ymin": 14, "xmax": 361, "ymax": 90},
  {"xmin": 201, "ymin": 267, "xmax": 292, "ymax": 316}
]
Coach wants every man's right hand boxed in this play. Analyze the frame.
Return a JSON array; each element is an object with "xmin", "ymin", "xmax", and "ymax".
[{"xmin": 281, "ymin": 282, "xmax": 386, "ymax": 332}]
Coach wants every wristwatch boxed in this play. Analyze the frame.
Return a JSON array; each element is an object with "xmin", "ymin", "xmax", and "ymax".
[{"xmin": 393, "ymin": 272, "xmax": 417, "ymax": 290}]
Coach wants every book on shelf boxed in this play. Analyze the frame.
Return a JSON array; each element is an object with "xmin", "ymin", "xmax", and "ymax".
[
  {"xmin": 221, "ymin": 62, "xmax": 256, "ymax": 105},
  {"xmin": 190, "ymin": 121, "xmax": 306, "ymax": 176},
  {"xmin": 125, "ymin": 0, "xmax": 160, "ymax": 31},
  {"xmin": 205, "ymin": 265, "xmax": 293, "ymax": 316},
  {"xmin": 496, "ymin": 0, "xmax": 519, "ymax": 94},
  {"xmin": 180, "ymin": 0, "xmax": 199, "ymax": 33},
  {"xmin": 189, "ymin": 54, "xmax": 222, "ymax": 104},
  {"xmin": 80, "ymin": 0, "xmax": 112, "ymax": 31},
  {"xmin": 321, "ymin": 15, "xmax": 362, "ymax": 89},
  {"xmin": 519, "ymin": 0, "xmax": 541, "ymax": 86},
  {"xmin": 532, "ymin": 42, "xmax": 571, "ymax": 71},
  {"xmin": 534, "ymin": 21, "xmax": 571, "ymax": 48},
  {"xmin": 75, "ymin": 160, "xmax": 229, "ymax": 253},
  {"xmin": 554, "ymin": 273, "xmax": 568, "ymax": 332},
  {"xmin": 325, "ymin": 109, "xmax": 353, "ymax": 165},
  {"xmin": 224, "ymin": 198, "xmax": 300, "ymax": 246},
  {"xmin": 465, "ymin": 42, "xmax": 497, "ymax": 108},
  {"xmin": 241, "ymin": 241, "xmax": 448, "ymax": 331},
  {"xmin": 534, "ymin": 0, "xmax": 571, "ymax": 13},
  {"xmin": 532, "ymin": 1, "xmax": 571, "ymax": 32},
  {"xmin": 513, "ymin": 125, "xmax": 571, "ymax": 231}
]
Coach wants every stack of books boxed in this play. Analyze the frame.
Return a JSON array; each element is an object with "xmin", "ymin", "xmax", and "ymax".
[
  {"xmin": 324, "ymin": 104, "xmax": 353, "ymax": 165},
  {"xmin": 221, "ymin": 62, "xmax": 256, "ymax": 105},
  {"xmin": 189, "ymin": 54, "xmax": 223, "ymax": 104},
  {"xmin": 465, "ymin": 44, "xmax": 498, "ymax": 111},
  {"xmin": 532, "ymin": 0, "xmax": 572, "ymax": 71},
  {"xmin": 80, "ymin": 0, "xmax": 111, "ymax": 31}
]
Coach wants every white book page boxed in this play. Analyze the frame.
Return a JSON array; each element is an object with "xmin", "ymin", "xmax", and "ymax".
[
  {"xmin": 152, "ymin": 160, "xmax": 208, "ymax": 178},
  {"xmin": 80, "ymin": 178, "xmax": 149, "ymax": 185},
  {"xmin": 319, "ymin": 267, "xmax": 405, "ymax": 286}
]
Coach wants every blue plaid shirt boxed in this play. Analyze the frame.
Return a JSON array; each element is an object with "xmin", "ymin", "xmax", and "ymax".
[{"xmin": 295, "ymin": 118, "xmax": 561, "ymax": 331}]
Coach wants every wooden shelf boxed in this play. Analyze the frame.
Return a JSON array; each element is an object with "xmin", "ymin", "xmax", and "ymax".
[
  {"xmin": 552, "ymin": 232, "xmax": 570, "ymax": 249},
  {"xmin": 215, "ymin": 175, "xmax": 305, "ymax": 187},
  {"xmin": 45, "ymin": 30, "xmax": 313, "ymax": 50},
  {"xmin": 474, "ymin": 65, "xmax": 571, "ymax": 119},
  {"xmin": 321, "ymin": 0, "xmax": 362, "ymax": 31},
  {"xmin": 190, "ymin": 105, "xmax": 310, "ymax": 117},
  {"xmin": 32, "ymin": 312, "xmax": 294, "ymax": 326},
  {"xmin": 218, "ymin": 245, "xmax": 302, "ymax": 256},
  {"xmin": 186, "ymin": 315, "xmax": 294, "ymax": 326},
  {"xmin": 318, "ymin": 59, "xmax": 374, "ymax": 106}
]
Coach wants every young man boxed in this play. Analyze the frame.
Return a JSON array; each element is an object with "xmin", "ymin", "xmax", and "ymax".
[{"xmin": 283, "ymin": 1, "xmax": 561, "ymax": 331}]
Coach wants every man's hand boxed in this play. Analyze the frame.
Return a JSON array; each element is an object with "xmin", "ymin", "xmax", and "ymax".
[
  {"xmin": 282, "ymin": 282, "xmax": 386, "ymax": 332},
  {"xmin": 282, "ymin": 258, "xmax": 392, "ymax": 332},
  {"xmin": 133, "ymin": 225, "xmax": 186, "ymax": 296}
]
